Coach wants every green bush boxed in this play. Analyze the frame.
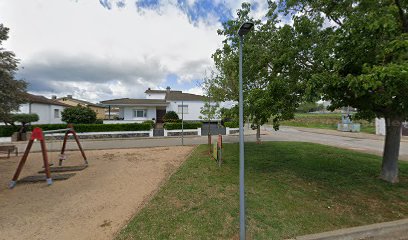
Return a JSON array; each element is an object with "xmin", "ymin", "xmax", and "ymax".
[
  {"xmin": 0, "ymin": 123, "xmax": 152, "ymax": 137},
  {"xmin": 143, "ymin": 120, "xmax": 155, "ymax": 128},
  {"xmin": 72, "ymin": 123, "xmax": 152, "ymax": 132},
  {"xmin": 224, "ymin": 121, "xmax": 239, "ymax": 128},
  {"xmin": 61, "ymin": 105, "xmax": 97, "ymax": 124},
  {"xmin": 33, "ymin": 124, "xmax": 68, "ymax": 131},
  {"xmin": 11, "ymin": 113, "xmax": 39, "ymax": 124},
  {"xmin": 163, "ymin": 122, "xmax": 202, "ymax": 130},
  {"xmin": 163, "ymin": 111, "xmax": 179, "ymax": 122},
  {"xmin": 0, "ymin": 125, "xmax": 19, "ymax": 137}
]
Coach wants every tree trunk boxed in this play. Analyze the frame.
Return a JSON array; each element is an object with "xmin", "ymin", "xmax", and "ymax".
[
  {"xmin": 380, "ymin": 117, "xmax": 402, "ymax": 183},
  {"xmin": 256, "ymin": 125, "xmax": 261, "ymax": 144}
]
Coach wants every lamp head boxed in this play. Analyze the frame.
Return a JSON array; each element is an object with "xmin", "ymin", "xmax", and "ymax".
[{"xmin": 237, "ymin": 22, "xmax": 254, "ymax": 36}]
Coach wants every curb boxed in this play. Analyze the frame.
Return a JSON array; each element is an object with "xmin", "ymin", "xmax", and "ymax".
[{"xmin": 292, "ymin": 218, "xmax": 408, "ymax": 240}]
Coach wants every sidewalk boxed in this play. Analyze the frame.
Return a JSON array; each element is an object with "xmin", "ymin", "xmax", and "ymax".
[{"xmin": 293, "ymin": 218, "xmax": 408, "ymax": 240}]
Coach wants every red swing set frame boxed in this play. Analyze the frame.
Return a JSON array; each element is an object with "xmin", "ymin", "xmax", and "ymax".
[{"xmin": 9, "ymin": 125, "xmax": 88, "ymax": 189}]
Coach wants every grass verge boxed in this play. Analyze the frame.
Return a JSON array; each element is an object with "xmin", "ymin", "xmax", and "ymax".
[
  {"xmin": 281, "ymin": 113, "xmax": 375, "ymax": 134},
  {"xmin": 117, "ymin": 142, "xmax": 408, "ymax": 240}
]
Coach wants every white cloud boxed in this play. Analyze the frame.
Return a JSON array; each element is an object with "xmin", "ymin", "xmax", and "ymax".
[
  {"xmin": 184, "ymin": 86, "xmax": 204, "ymax": 96},
  {"xmin": 0, "ymin": 0, "xmax": 276, "ymax": 103},
  {"xmin": 0, "ymin": 0, "xmax": 223, "ymax": 102}
]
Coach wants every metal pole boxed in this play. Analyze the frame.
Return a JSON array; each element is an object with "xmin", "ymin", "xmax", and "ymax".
[
  {"xmin": 239, "ymin": 35, "xmax": 246, "ymax": 240},
  {"xmin": 182, "ymin": 99, "xmax": 184, "ymax": 146}
]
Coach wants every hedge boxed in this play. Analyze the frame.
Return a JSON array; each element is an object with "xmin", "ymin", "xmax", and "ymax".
[
  {"xmin": 224, "ymin": 121, "xmax": 239, "ymax": 128},
  {"xmin": 142, "ymin": 120, "xmax": 155, "ymax": 128},
  {"xmin": 0, "ymin": 125, "xmax": 20, "ymax": 137},
  {"xmin": 163, "ymin": 122, "xmax": 203, "ymax": 130},
  {"xmin": 0, "ymin": 123, "xmax": 152, "ymax": 137}
]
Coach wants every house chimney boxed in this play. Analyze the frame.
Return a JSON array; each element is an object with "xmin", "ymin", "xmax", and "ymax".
[
  {"xmin": 166, "ymin": 86, "xmax": 171, "ymax": 93},
  {"xmin": 51, "ymin": 95, "xmax": 57, "ymax": 100},
  {"xmin": 148, "ymin": 87, "xmax": 151, "ymax": 90},
  {"xmin": 67, "ymin": 95, "xmax": 73, "ymax": 99}
]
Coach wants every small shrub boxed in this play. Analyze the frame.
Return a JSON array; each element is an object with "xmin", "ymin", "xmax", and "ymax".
[
  {"xmin": 62, "ymin": 105, "xmax": 97, "ymax": 124},
  {"xmin": 11, "ymin": 114, "xmax": 39, "ymax": 124},
  {"xmin": 163, "ymin": 111, "xmax": 179, "ymax": 122},
  {"xmin": 143, "ymin": 120, "xmax": 155, "ymax": 128}
]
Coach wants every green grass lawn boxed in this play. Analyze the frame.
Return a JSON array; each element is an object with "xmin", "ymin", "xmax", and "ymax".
[
  {"xmin": 281, "ymin": 113, "xmax": 376, "ymax": 134},
  {"xmin": 117, "ymin": 142, "xmax": 408, "ymax": 240}
]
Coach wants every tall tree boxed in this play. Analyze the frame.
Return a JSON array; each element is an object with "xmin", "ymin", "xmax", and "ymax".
[
  {"xmin": 283, "ymin": 0, "xmax": 408, "ymax": 182},
  {"xmin": 0, "ymin": 24, "xmax": 27, "ymax": 124},
  {"xmin": 205, "ymin": 2, "xmax": 307, "ymax": 134}
]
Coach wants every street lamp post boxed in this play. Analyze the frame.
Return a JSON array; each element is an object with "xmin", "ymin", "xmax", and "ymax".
[
  {"xmin": 237, "ymin": 21, "xmax": 254, "ymax": 240},
  {"xmin": 182, "ymin": 99, "xmax": 184, "ymax": 146}
]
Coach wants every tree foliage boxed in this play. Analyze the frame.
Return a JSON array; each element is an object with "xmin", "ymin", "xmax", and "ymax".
[
  {"xmin": 0, "ymin": 24, "xmax": 27, "ymax": 124},
  {"xmin": 208, "ymin": 1, "xmax": 407, "ymax": 182},
  {"xmin": 296, "ymin": 102, "xmax": 325, "ymax": 113},
  {"xmin": 281, "ymin": 0, "xmax": 408, "ymax": 182},
  {"xmin": 199, "ymin": 101, "xmax": 220, "ymax": 122},
  {"xmin": 10, "ymin": 113, "xmax": 39, "ymax": 140},
  {"xmin": 219, "ymin": 106, "xmax": 238, "ymax": 122},
  {"xmin": 61, "ymin": 105, "xmax": 97, "ymax": 124},
  {"xmin": 205, "ymin": 2, "xmax": 314, "ymax": 131},
  {"xmin": 11, "ymin": 113, "xmax": 39, "ymax": 125}
]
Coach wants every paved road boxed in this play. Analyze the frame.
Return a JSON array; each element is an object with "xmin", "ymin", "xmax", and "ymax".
[
  {"xmin": 262, "ymin": 127, "xmax": 408, "ymax": 160},
  {"xmin": 7, "ymin": 127, "xmax": 408, "ymax": 160}
]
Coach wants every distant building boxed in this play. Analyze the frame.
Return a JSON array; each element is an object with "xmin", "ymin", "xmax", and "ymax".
[
  {"xmin": 56, "ymin": 95, "xmax": 106, "ymax": 119},
  {"xmin": 101, "ymin": 87, "xmax": 218, "ymax": 123},
  {"xmin": 16, "ymin": 93, "xmax": 70, "ymax": 124}
]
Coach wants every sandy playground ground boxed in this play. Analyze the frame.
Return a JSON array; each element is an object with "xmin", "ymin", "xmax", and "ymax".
[{"xmin": 0, "ymin": 145, "xmax": 195, "ymax": 240}]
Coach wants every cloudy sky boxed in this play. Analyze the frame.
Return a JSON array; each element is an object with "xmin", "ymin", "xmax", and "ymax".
[{"xmin": 0, "ymin": 0, "xmax": 272, "ymax": 103}]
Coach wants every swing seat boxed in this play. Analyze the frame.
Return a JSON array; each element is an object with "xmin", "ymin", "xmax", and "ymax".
[{"xmin": 38, "ymin": 165, "xmax": 88, "ymax": 173}]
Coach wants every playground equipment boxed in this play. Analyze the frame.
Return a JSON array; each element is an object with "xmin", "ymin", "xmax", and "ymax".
[
  {"xmin": 212, "ymin": 134, "xmax": 223, "ymax": 166},
  {"xmin": 9, "ymin": 125, "xmax": 88, "ymax": 189}
]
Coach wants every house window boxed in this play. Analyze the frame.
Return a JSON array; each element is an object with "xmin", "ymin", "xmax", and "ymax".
[
  {"xmin": 178, "ymin": 105, "xmax": 188, "ymax": 114},
  {"xmin": 54, "ymin": 109, "xmax": 60, "ymax": 118},
  {"xmin": 133, "ymin": 109, "xmax": 147, "ymax": 118}
]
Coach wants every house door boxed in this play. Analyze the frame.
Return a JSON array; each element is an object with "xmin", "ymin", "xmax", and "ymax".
[{"xmin": 156, "ymin": 109, "xmax": 166, "ymax": 123}]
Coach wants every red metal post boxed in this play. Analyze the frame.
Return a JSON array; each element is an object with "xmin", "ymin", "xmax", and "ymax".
[
  {"xmin": 59, "ymin": 131, "xmax": 70, "ymax": 166},
  {"xmin": 218, "ymin": 134, "xmax": 222, "ymax": 149},
  {"xmin": 60, "ymin": 131, "xmax": 69, "ymax": 155},
  {"xmin": 9, "ymin": 127, "xmax": 53, "ymax": 188},
  {"xmin": 10, "ymin": 139, "xmax": 34, "ymax": 185},
  {"xmin": 40, "ymin": 139, "xmax": 52, "ymax": 185},
  {"xmin": 70, "ymin": 130, "xmax": 88, "ymax": 165}
]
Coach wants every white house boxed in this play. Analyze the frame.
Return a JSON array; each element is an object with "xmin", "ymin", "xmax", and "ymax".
[
  {"xmin": 16, "ymin": 93, "xmax": 70, "ymax": 124},
  {"xmin": 101, "ymin": 87, "xmax": 217, "ymax": 123}
]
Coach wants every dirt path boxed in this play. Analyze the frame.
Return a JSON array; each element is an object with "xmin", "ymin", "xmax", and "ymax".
[{"xmin": 0, "ymin": 146, "xmax": 194, "ymax": 240}]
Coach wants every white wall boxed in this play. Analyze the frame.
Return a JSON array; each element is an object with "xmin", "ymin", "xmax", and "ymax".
[
  {"xmin": 16, "ymin": 103, "xmax": 66, "ymax": 124},
  {"xmin": 30, "ymin": 103, "xmax": 66, "ymax": 124},
  {"xmin": 19, "ymin": 103, "xmax": 30, "ymax": 113},
  {"xmin": 145, "ymin": 93, "xmax": 165, "ymax": 99},
  {"xmin": 122, "ymin": 106, "xmax": 156, "ymax": 122},
  {"xmin": 166, "ymin": 100, "xmax": 220, "ymax": 121},
  {"xmin": 119, "ymin": 108, "xmax": 125, "ymax": 119}
]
